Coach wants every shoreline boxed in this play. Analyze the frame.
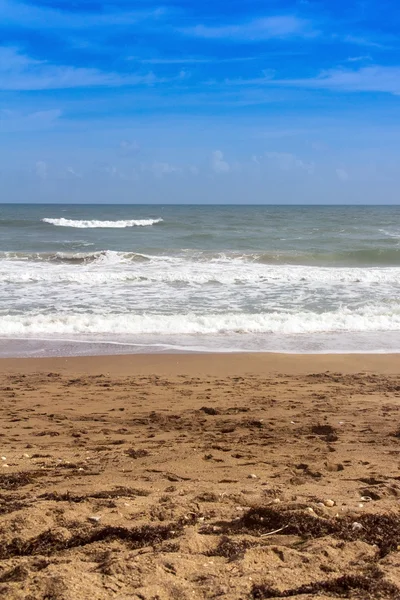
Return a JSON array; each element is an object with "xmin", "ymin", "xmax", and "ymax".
[
  {"xmin": 2, "ymin": 330, "xmax": 400, "ymax": 359},
  {"xmin": 1, "ymin": 351, "xmax": 399, "ymax": 376}
]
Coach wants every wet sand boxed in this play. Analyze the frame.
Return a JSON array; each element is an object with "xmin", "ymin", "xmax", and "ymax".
[{"xmin": 0, "ymin": 353, "xmax": 400, "ymax": 599}]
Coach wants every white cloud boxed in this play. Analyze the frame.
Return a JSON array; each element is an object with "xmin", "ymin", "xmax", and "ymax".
[
  {"xmin": 272, "ymin": 65, "xmax": 400, "ymax": 95},
  {"xmin": 137, "ymin": 56, "xmax": 259, "ymax": 65},
  {"xmin": 0, "ymin": 0, "xmax": 164, "ymax": 30},
  {"xmin": 154, "ymin": 162, "xmax": 181, "ymax": 176},
  {"xmin": 347, "ymin": 55, "xmax": 371, "ymax": 62},
  {"xmin": 66, "ymin": 167, "xmax": 82, "ymax": 178},
  {"xmin": 342, "ymin": 35, "xmax": 386, "ymax": 49},
  {"xmin": 182, "ymin": 15, "xmax": 315, "ymax": 41},
  {"xmin": 223, "ymin": 69, "xmax": 276, "ymax": 86},
  {"xmin": 0, "ymin": 46, "xmax": 162, "ymax": 90},
  {"xmin": 336, "ymin": 168, "xmax": 349, "ymax": 181},
  {"xmin": 264, "ymin": 152, "xmax": 315, "ymax": 174},
  {"xmin": 221, "ymin": 64, "xmax": 400, "ymax": 97},
  {"xmin": 211, "ymin": 150, "xmax": 230, "ymax": 173}
]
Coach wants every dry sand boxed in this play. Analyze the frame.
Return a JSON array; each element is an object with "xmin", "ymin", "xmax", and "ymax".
[{"xmin": 0, "ymin": 353, "xmax": 400, "ymax": 599}]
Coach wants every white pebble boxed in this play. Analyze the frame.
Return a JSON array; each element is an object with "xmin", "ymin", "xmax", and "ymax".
[
  {"xmin": 88, "ymin": 516, "xmax": 101, "ymax": 524},
  {"xmin": 248, "ymin": 474, "xmax": 258, "ymax": 479},
  {"xmin": 307, "ymin": 507, "xmax": 316, "ymax": 514},
  {"xmin": 360, "ymin": 496, "xmax": 372, "ymax": 502},
  {"xmin": 23, "ymin": 454, "xmax": 30, "ymax": 458},
  {"xmin": 352, "ymin": 522, "xmax": 363, "ymax": 531},
  {"xmin": 324, "ymin": 499, "xmax": 335, "ymax": 507},
  {"xmin": 1, "ymin": 456, "xmax": 6, "ymax": 461}
]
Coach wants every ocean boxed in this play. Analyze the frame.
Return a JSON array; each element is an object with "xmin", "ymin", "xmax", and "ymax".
[{"xmin": 1, "ymin": 204, "xmax": 400, "ymax": 357}]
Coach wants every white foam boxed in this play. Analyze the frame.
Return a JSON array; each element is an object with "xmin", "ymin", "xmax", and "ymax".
[
  {"xmin": 379, "ymin": 228, "xmax": 400, "ymax": 239},
  {"xmin": 1, "ymin": 307, "xmax": 400, "ymax": 336},
  {"xmin": 1, "ymin": 252, "xmax": 400, "ymax": 285},
  {"xmin": 1, "ymin": 250, "xmax": 400, "ymax": 347},
  {"xmin": 42, "ymin": 218, "xmax": 163, "ymax": 228}
]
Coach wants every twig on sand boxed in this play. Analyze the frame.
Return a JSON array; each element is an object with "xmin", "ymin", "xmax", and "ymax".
[{"xmin": 260, "ymin": 524, "xmax": 289, "ymax": 537}]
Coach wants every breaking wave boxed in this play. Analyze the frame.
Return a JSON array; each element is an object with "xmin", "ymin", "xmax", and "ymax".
[
  {"xmin": 0, "ymin": 250, "xmax": 151, "ymax": 265},
  {"xmin": 42, "ymin": 217, "xmax": 163, "ymax": 228},
  {"xmin": 1, "ymin": 251, "xmax": 400, "ymax": 286},
  {"xmin": 3, "ymin": 247, "xmax": 400, "ymax": 268},
  {"xmin": 1, "ymin": 307, "xmax": 400, "ymax": 336}
]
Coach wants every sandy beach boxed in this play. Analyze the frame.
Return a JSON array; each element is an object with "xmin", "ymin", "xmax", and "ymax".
[{"xmin": 0, "ymin": 352, "xmax": 400, "ymax": 599}]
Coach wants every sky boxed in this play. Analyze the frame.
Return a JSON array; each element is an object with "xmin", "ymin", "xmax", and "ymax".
[{"xmin": 1, "ymin": 0, "xmax": 400, "ymax": 203}]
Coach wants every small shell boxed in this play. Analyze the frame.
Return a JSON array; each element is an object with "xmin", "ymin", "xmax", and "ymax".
[
  {"xmin": 352, "ymin": 522, "xmax": 363, "ymax": 531},
  {"xmin": 248, "ymin": 474, "xmax": 258, "ymax": 479},
  {"xmin": 360, "ymin": 496, "xmax": 372, "ymax": 502}
]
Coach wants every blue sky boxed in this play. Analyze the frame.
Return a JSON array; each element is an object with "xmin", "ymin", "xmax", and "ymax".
[{"xmin": 1, "ymin": 0, "xmax": 400, "ymax": 203}]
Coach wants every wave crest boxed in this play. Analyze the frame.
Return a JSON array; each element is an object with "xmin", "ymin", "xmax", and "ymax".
[
  {"xmin": 0, "ymin": 250, "xmax": 150, "ymax": 265},
  {"xmin": 42, "ymin": 217, "xmax": 163, "ymax": 228}
]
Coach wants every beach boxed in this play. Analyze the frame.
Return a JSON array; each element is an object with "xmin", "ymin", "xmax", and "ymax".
[{"xmin": 1, "ymin": 352, "xmax": 400, "ymax": 599}]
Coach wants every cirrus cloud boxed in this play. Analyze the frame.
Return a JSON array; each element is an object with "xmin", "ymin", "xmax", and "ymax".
[
  {"xmin": 0, "ymin": 46, "xmax": 169, "ymax": 90},
  {"xmin": 181, "ymin": 15, "xmax": 317, "ymax": 41},
  {"xmin": 271, "ymin": 65, "xmax": 400, "ymax": 96}
]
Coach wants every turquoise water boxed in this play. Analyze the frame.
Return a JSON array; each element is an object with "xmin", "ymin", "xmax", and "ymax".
[{"xmin": 1, "ymin": 204, "xmax": 400, "ymax": 356}]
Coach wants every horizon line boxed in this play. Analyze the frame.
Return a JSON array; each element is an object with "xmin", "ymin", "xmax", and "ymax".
[{"xmin": 1, "ymin": 203, "xmax": 399, "ymax": 207}]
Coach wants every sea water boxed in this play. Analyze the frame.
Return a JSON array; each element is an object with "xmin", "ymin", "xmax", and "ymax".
[{"xmin": 1, "ymin": 204, "xmax": 400, "ymax": 356}]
